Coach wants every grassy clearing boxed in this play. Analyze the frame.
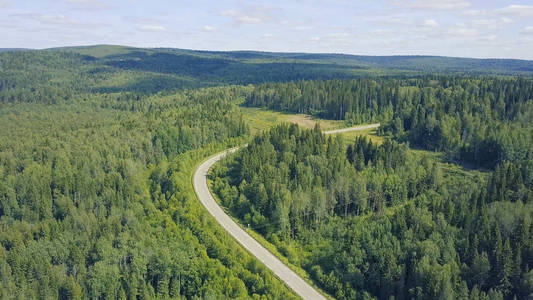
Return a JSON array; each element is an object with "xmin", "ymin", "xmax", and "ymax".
[
  {"xmin": 334, "ymin": 127, "xmax": 384, "ymax": 145},
  {"xmin": 409, "ymin": 148, "xmax": 489, "ymax": 185},
  {"xmin": 240, "ymin": 107, "xmax": 344, "ymax": 133},
  {"xmin": 241, "ymin": 106, "xmax": 485, "ymax": 183},
  {"xmin": 240, "ymin": 106, "xmax": 384, "ymax": 148},
  {"xmin": 218, "ymin": 108, "xmax": 488, "ymax": 299}
]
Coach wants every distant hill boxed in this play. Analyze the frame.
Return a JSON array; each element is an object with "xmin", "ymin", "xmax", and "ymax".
[
  {"xmin": 50, "ymin": 45, "xmax": 138, "ymax": 58},
  {"xmin": 2, "ymin": 45, "xmax": 532, "ymax": 97},
  {"xmin": 54, "ymin": 45, "xmax": 533, "ymax": 76},
  {"xmin": 0, "ymin": 48, "xmax": 29, "ymax": 52}
]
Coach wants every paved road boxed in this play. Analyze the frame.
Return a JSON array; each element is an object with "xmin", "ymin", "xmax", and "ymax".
[
  {"xmin": 323, "ymin": 123, "xmax": 380, "ymax": 135},
  {"xmin": 192, "ymin": 123, "xmax": 380, "ymax": 300}
]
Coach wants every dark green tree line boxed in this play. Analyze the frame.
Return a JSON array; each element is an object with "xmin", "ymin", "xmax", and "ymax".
[
  {"xmin": 213, "ymin": 124, "xmax": 533, "ymax": 299},
  {"xmin": 0, "ymin": 87, "xmax": 300, "ymax": 299},
  {"xmin": 244, "ymin": 77, "xmax": 533, "ymax": 169}
]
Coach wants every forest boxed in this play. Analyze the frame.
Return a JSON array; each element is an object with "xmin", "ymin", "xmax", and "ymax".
[
  {"xmin": 212, "ymin": 123, "xmax": 533, "ymax": 299},
  {"xmin": 0, "ymin": 85, "xmax": 304, "ymax": 299},
  {"xmin": 214, "ymin": 76, "xmax": 533, "ymax": 299},
  {"xmin": 1, "ymin": 46, "xmax": 533, "ymax": 299},
  {"xmin": 3, "ymin": 46, "xmax": 533, "ymax": 100},
  {"xmin": 244, "ymin": 77, "xmax": 533, "ymax": 169}
]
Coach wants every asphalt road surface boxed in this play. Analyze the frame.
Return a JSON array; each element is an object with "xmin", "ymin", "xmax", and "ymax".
[
  {"xmin": 323, "ymin": 123, "xmax": 380, "ymax": 135},
  {"xmin": 193, "ymin": 123, "xmax": 380, "ymax": 299}
]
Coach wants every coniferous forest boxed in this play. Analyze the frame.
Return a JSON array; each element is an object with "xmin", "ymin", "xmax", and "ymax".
[
  {"xmin": 215, "ymin": 77, "xmax": 533, "ymax": 299},
  {"xmin": 244, "ymin": 77, "xmax": 533, "ymax": 169},
  {"xmin": 1, "ymin": 46, "xmax": 533, "ymax": 299},
  {"xmin": 0, "ymin": 86, "xmax": 305, "ymax": 299}
]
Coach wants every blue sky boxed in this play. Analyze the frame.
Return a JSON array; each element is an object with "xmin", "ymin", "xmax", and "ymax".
[{"xmin": 1, "ymin": 0, "xmax": 533, "ymax": 59}]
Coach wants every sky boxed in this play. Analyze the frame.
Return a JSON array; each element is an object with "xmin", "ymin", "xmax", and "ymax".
[{"xmin": 1, "ymin": 0, "xmax": 533, "ymax": 59}]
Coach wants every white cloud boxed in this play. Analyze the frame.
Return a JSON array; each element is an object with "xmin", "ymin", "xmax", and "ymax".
[
  {"xmin": 329, "ymin": 32, "xmax": 350, "ymax": 38},
  {"xmin": 291, "ymin": 25, "xmax": 313, "ymax": 31},
  {"xmin": 392, "ymin": 0, "xmax": 470, "ymax": 10},
  {"xmin": 451, "ymin": 27, "xmax": 478, "ymax": 37},
  {"xmin": 424, "ymin": 19, "xmax": 438, "ymax": 27},
  {"xmin": 140, "ymin": 25, "xmax": 167, "ymax": 32},
  {"xmin": 221, "ymin": 6, "xmax": 273, "ymax": 25},
  {"xmin": 2, "ymin": 0, "xmax": 533, "ymax": 60},
  {"xmin": 305, "ymin": 33, "xmax": 353, "ymax": 48},
  {"xmin": 461, "ymin": 9, "xmax": 489, "ymax": 17},
  {"xmin": 0, "ymin": 0, "xmax": 11, "ymax": 8},
  {"xmin": 12, "ymin": 13, "xmax": 78, "ymax": 25},
  {"xmin": 496, "ymin": 5, "xmax": 533, "ymax": 18},
  {"xmin": 373, "ymin": 29, "xmax": 390, "ymax": 34},
  {"xmin": 476, "ymin": 35, "xmax": 499, "ymax": 43},
  {"xmin": 222, "ymin": 10, "xmax": 262, "ymax": 24},
  {"xmin": 469, "ymin": 17, "xmax": 512, "ymax": 29},
  {"xmin": 40, "ymin": 14, "xmax": 76, "ymax": 24},
  {"xmin": 520, "ymin": 26, "xmax": 533, "ymax": 35},
  {"xmin": 364, "ymin": 14, "xmax": 413, "ymax": 26},
  {"xmin": 65, "ymin": 0, "xmax": 109, "ymax": 9}
]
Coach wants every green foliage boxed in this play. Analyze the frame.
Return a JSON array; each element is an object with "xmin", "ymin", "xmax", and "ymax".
[
  {"xmin": 2, "ymin": 45, "xmax": 533, "ymax": 300},
  {"xmin": 244, "ymin": 77, "xmax": 533, "ymax": 169},
  {"xmin": 0, "ymin": 87, "xmax": 297, "ymax": 299},
  {"xmin": 62, "ymin": 45, "xmax": 533, "ymax": 75},
  {"xmin": 213, "ymin": 123, "xmax": 533, "ymax": 299},
  {"xmin": 4, "ymin": 47, "xmax": 533, "ymax": 102}
]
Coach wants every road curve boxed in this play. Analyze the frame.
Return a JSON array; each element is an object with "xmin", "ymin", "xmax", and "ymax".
[
  {"xmin": 323, "ymin": 123, "xmax": 380, "ymax": 135},
  {"xmin": 194, "ymin": 149, "xmax": 326, "ymax": 299},
  {"xmin": 192, "ymin": 123, "xmax": 380, "ymax": 300}
]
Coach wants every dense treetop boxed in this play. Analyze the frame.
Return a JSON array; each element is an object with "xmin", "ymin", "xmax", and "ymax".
[
  {"xmin": 0, "ymin": 86, "xmax": 302, "ymax": 299},
  {"xmin": 1, "ymin": 45, "xmax": 533, "ymax": 299},
  {"xmin": 2, "ymin": 45, "xmax": 533, "ymax": 99},
  {"xmin": 214, "ymin": 75, "xmax": 533, "ymax": 299},
  {"xmin": 213, "ymin": 123, "xmax": 533, "ymax": 299},
  {"xmin": 244, "ymin": 77, "xmax": 533, "ymax": 169}
]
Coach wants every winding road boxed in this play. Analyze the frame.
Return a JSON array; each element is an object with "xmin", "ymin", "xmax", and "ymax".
[
  {"xmin": 323, "ymin": 123, "xmax": 380, "ymax": 135},
  {"xmin": 193, "ymin": 123, "xmax": 380, "ymax": 300}
]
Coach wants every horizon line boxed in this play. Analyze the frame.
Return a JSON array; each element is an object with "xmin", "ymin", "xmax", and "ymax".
[{"xmin": 3, "ymin": 44, "xmax": 533, "ymax": 62}]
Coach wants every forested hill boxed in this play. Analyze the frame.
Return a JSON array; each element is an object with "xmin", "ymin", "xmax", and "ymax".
[
  {"xmin": 244, "ymin": 77, "xmax": 533, "ymax": 169},
  {"xmin": 61, "ymin": 45, "xmax": 533, "ymax": 75},
  {"xmin": 1, "ymin": 43, "xmax": 533, "ymax": 299},
  {"xmin": 0, "ymin": 49, "xmax": 28, "ymax": 53},
  {"xmin": 2, "ymin": 45, "xmax": 533, "ymax": 101}
]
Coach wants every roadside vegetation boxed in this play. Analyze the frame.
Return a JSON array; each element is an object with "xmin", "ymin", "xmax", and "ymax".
[
  {"xmin": 213, "ymin": 77, "xmax": 533, "ymax": 299},
  {"xmin": 1, "ymin": 46, "xmax": 532, "ymax": 299},
  {"xmin": 0, "ymin": 86, "xmax": 301, "ymax": 299}
]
